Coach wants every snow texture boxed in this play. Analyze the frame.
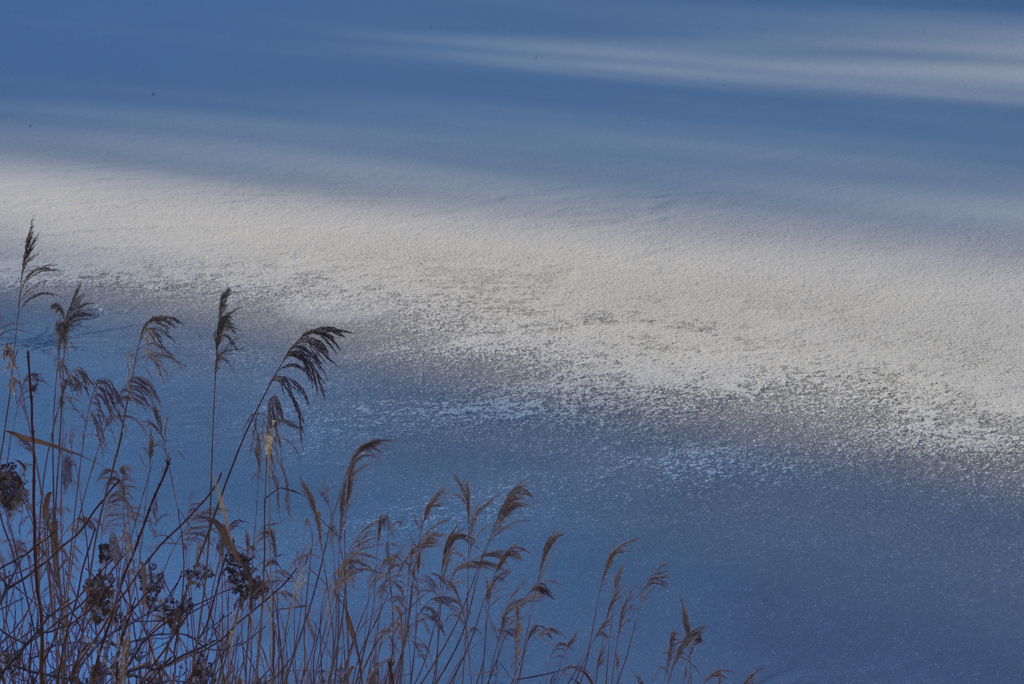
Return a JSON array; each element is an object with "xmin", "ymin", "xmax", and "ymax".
[{"xmin": 3, "ymin": 2, "xmax": 1023, "ymax": 459}]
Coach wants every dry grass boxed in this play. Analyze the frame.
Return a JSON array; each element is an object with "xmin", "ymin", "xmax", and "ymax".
[{"xmin": 0, "ymin": 224, "xmax": 758, "ymax": 683}]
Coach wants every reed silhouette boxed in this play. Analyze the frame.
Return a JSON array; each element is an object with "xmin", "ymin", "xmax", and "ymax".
[{"xmin": 0, "ymin": 224, "xmax": 758, "ymax": 683}]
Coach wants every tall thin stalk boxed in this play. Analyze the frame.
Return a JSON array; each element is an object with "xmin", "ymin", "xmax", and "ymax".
[
  {"xmin": 1, "ymin": 222, "xmax": 55, "ymax": 463},
  {"xmin": 210, "ymin": 288, "xmax": 238, "ymax": 497}
]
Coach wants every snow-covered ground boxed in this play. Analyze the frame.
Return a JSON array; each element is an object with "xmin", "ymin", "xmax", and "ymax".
[{"xmin": 3, "ymin": 0, "xmax": 1024, "ymax": 679}]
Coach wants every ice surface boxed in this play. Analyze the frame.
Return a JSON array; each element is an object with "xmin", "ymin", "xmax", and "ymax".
[
  {"xmin": 2, "ymin": 1, "xmax": 1024, "ymax": 679},
  {"xmin": 3, "ymin": 2, "xmax": 1023, "ymax": 456}
]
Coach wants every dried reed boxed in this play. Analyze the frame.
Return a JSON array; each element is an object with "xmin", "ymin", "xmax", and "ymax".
[{"xmin": 0, "ymin": 225, "xmax": 757, "ymax": 684}]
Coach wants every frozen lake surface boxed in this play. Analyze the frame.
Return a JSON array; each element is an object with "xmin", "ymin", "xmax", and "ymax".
[{"xmin": 3, "ymin": 0, "xmax": 1024, "ymax": 680}]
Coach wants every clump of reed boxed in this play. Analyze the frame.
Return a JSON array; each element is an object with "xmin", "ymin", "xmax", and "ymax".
[{"xmin": 0, "ymin": 224, "xmax": 758, "ymax": 683}]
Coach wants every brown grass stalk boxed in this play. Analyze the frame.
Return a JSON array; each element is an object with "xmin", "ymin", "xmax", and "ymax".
[{"xmin": 0, "ymin": 225, "xmax": 756, "ymax": 684}]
